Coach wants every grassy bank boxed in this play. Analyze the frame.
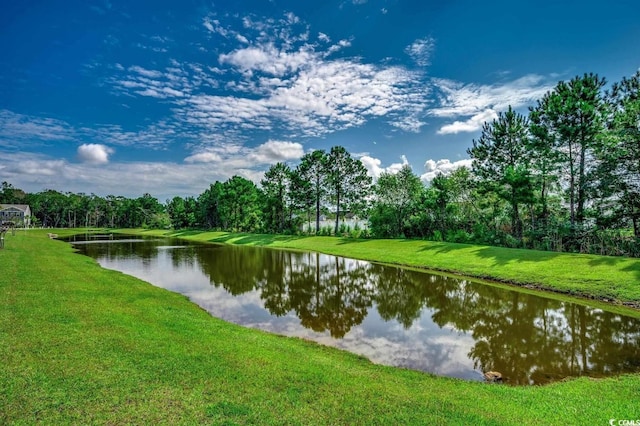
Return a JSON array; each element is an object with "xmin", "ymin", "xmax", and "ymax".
[
  {"xmin": 1, "ymin": 229, "xmax": 639, "ymax": 424},
  {"xmin": 122, "ymin": 228, "xmax": 640, "ymax": 309}
]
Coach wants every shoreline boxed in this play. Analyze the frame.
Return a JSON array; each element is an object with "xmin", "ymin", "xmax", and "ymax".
[{"xmin": 114, "ymin": 228, "xmax": 640, "ymax": 314}]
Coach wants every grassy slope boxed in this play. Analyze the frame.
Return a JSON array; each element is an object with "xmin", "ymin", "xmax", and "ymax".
[
  {"xmin": 128, "ymin": 229, "xmax": 640, "ymax": 307},
  {"xmin": 1, "ymin": 229, "xmax": 639, "ymax": 425}
]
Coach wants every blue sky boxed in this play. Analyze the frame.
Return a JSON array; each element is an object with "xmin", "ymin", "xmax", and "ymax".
[{"xmin": 1, "ymin": 0, "xmax": 639, "ymax": 201}]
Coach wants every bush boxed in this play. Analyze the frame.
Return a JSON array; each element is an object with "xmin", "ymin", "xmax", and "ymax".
[
  {"xmin": 446, "ymin": 229, "xmax": 472, "ymax": 243},
  {"xmin": 338, "ymin": 223, "xmax": 350, "ymax": 236}
]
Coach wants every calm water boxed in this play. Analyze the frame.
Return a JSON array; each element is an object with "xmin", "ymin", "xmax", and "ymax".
[{"xmin": 69, "ymin": 234, "xmax": 640, "ymax": 385}]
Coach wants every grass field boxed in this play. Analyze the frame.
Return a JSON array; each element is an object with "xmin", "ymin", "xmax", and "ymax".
[{"xmin": 1, "ymin": 229, "xmax": 639, "ymax": 424}]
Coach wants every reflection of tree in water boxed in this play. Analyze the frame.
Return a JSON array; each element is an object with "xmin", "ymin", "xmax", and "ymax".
[
  {"xmin": 84, "ymin": 237, "xmax": 640, "ymax": 384},
  {"xmin": 369, "ymin": 264, "xmax": 435, "ymax": 329},
  {"xmin": 194, "ymin": 245, "xmax": 267, "ymax": 295},
  {"xmin": 291, "ymin": 254, "xmax": 374, "ymax": 338},
  {"xmin": 257, "ymin": 249, "xmax": 303, "ymax": 317},
  {"xmin": 195, "ymin": 247, "xmax": 375, "ymax": 338},
  {"xmin": 424, "ymin": 281, "xmax": 640, "ymax": 385},
  {"xmin": 587, "ymin": 310, "xmax": 640, "ymax": 374},
  {"xmin": 78, "ymin": 237, "xmax": 160, "ymax": 263}
]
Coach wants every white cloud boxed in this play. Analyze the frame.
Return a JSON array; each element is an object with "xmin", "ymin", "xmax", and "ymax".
[
  {"xmin": 360, "ymin": 155, "xmax": 409, "ymax": 180},
  {"xmin": 203, "ymin": 18, "xmax": 214, "ymax": 33},
  {"xmin": 87, "ymin": 121, "xmax": 180, "ymax": 149},
  {"xmin": 430, "ymin": 74, "xmax": 554, "ymax": 134},
  {"xmin": 250, "ymin": 140, "xmax": 304, "ymax": 163},
  {"xmin": 219, "ymin": 44, "xmax": 314, "ymax": 77},
  {"xmin": 405, "ymin": 37, "xmax": 435, "ymax": 67},
  {"xmin": 110, "ymin": 13, "xmax": 431, "ymax": 142},
  {"xmin": 128, "ymin": 65, "xmax": 163, "ymax": 79},
  {"xmin": 203, "ymin": 17, "xmax": 230, "ymax": 37},
  {"xmin": 185, "ymin": 45, "xmax": 427, "ymax": 137},
  {"xmin": 183, "ymin": 152, "xmax": 222, "ymax": 163},
  {"xmin": 184, "ymin": 140, "xmax": 303, "ymax": 166},
  {"xmin": 0, "ymin": 109, "xmax": 73, "ymax": 143},
  {"xmin": 436, "ymin": 108, "xmax": 497, "ymax": 135},
  {"xmin": 0, "ymin": 151, "xmax": 265, "ymax": 201},
  {"xmin": 1, "ymin": 153, "xmax": 66, "ymax": 177},
  {"xmin": 420, "ymin": 158, "xmax": 473, "ymax": 182},
  {"xmin": 77, "ymin": 144, "xmax": 114, "ymax": 164}
]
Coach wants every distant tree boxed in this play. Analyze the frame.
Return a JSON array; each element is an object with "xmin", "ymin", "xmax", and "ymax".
[
  {"xmin": 325, "ymin": 146, "xmax": 372, "ymax": 235},
  {"xmin": 418, "ymin": 167, "xmax": 478, "ymax": 241},
  {"xmin": 528, "ymin": 104, "xmax": 562, "ymax": 226},
  {"xmin": 0, "ymin": 182, "xmax": 26, "ymax": 204},
  {"xmin": 289, "ymin": 168, "xmax": 314, "ymax": 232},
  {"xmin": 197, "ymin": 182, "xmax": 225, "ymax": 229},
  {"xmin": 32, "ymin": 189, "xmax": 67, "ymax": 227},
  {"xmin": 167, "ymin": 196, "xmax": 188, "ymax": 229},
  {"xmin": 136, "ymin": 193, "xmax": 165, "ymax": 227},
  {"xmin": 468, "ymin": 106, "xmax": 534, "ymax": 240},
  {"xmin": 261, "ymin": 162, "xmax": 292, "ymax": 233},
  {"xmin": 423, "ymin": 173, "xmax": 453, "ymax": 238},
  {"xmin": 293, "ymin": 150, "xmax": 327, "ymax": 233},
  {"xmin": 371, "ymin": 165, "xmax": 423, "ymax": 237},
  {"xmin": 598, "ymin": 71, "xmax": 640, "ymax": 236},
  {"xmin": 104, "ymin": 195, "xmax": 121, "ymax": 228},
  {"xmin": 531, "ymin": 73, "xmax": 607, "ymax": 227},
  {"xmin": 220, "ymin": 176, "xmax": 262, "ymax": 232}
]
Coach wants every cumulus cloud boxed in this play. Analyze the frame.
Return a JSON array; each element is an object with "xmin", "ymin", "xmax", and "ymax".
[
  {"xmin": 436, "ymin": 109, "xmax": 497, "ymax": 135},
  {"xmin": 249, "ymin": 140, "xmax": 304, "ymax": 163},
  {"xmin": 77, "ymin": 144, "xmax": 114, "ymax": 164},
  {"xmin": 360, "ymin": 155, "xmax": 409, "ymax": 180},
  {"xmin": 219, "ymin": 44, "xmax": 315, "ymax": 77},
  {"xmin": 184, "ymin": 152, "xmax": 222, "ymax": 163},
  {"xmin": 420, "ymin": 158, "xmax": 473, "ymax": 182},
  {"xmin": 184, "ymin": 140, "xmax": 303, "ymax": 167}
]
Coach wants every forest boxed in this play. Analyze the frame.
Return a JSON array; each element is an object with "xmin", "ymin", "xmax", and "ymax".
[{"xmin": 2, "ymin": 71, "xmax": 639, "ymax": 257}]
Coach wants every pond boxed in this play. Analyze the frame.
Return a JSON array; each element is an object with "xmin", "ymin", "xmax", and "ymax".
[{"xmin": 69, "ymin": 234, "xmax": 640, "ymax": 385}]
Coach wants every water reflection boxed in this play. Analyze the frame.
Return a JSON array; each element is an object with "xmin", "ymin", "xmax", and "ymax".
[{"xmin": 70, "ymin": 235, "xmax": 640, "ymax": 385}]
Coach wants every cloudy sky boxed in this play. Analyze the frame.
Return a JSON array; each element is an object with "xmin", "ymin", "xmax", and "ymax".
[{"xmin": 1, "ymin": 0, "xmax": 639, "ymax": 201}]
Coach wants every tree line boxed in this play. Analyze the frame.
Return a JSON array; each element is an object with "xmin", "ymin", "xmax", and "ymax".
[
  {"xmin": 2, "ymin": 71, "xmax": 639, "ymax": 256},
  {"xmin": 370, "ymin": 72, "xmax": 640, "ymax": 256}
]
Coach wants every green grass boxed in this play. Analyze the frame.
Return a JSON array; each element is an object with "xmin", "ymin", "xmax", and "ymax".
[
  {"xmin": 1, "ymin": 229, "xmax": 639, "ymax": 424},
  {"xmin": 124, "ymin": 228, "xmax": 640, "ymax": 309}
]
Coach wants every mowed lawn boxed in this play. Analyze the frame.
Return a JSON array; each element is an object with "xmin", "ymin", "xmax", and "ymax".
[{"xmin": 1, "ymin": 229, "xmax": 639, "ymax": 425}]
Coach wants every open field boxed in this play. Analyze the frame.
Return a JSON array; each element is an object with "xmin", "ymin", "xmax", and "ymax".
[{"xmin": 1, "ymin": 229, "xmax": 639, "ymax": 424}]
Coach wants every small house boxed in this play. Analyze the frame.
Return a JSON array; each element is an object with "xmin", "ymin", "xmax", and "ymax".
[{"xmin": 0, "ymin": 204, "xmax": 31, "ymax": 227}]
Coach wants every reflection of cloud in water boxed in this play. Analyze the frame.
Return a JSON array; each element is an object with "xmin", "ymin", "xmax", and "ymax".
[
  {"xmin": 85, "ymin": 237, "xmax": 640, "ymax": 385},
  {"xmin": 97, "ymin": 248, "xmax": 482, "ymax": 380},
  {"xmin": 202, "ymin": 288, "xmax": 480, "ymax": 380}
]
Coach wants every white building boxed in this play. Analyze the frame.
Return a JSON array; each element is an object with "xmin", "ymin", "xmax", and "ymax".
[{"xmin": 0, "ymin": 204, "xmax": 31, "ymax": 227}]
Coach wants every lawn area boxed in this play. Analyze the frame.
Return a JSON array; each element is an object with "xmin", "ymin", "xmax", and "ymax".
[
  {"xmin": 127, "ymin": 228, "xmax": 640, "ymax": 308},
  {"xmin": 1, "ymin": 229, "xmax": 639, "ymax": 424}
]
